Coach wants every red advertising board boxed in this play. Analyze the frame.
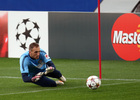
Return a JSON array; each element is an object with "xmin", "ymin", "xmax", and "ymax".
[{"xmin": 111, "ymin": 13, "xmax": 140, "ymax": 61}]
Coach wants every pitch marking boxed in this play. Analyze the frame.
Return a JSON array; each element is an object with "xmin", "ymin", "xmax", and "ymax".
[
  {"xmin": 0, "ymin": 76, "xmax": 139, "ymax": 96},
  {"xmin": 0, "ymin": 76, "xmax": 140, "ymax": 81},
  {"xmin": 0, "ymin": 82, "xmax": 137, "ymax": 96}
]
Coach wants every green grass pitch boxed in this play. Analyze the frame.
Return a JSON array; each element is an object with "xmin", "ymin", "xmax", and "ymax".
[{"xmin": 0, "ymin": 58, "xmax": 140, "ymax": 100}]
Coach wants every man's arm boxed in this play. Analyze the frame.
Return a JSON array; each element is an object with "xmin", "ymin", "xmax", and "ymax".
[
  {"xmin": 21, "ymin": 73, "xmax": 32, "ymax": 82},
  {"xmin": 46, "ymin": 61, "xmax": 56, "ymax": 68},
  {"xmin": 22, "ymin": 72, "xmax": 44, "ymax": 82}
]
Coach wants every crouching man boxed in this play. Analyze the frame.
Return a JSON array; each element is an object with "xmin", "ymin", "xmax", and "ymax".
[{"xmin": 20, "ymin": 42, "xmax": 66, "ymax": 87}]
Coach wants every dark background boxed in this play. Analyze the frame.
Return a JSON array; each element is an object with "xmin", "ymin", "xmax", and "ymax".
[{"xmin": 49, "ymin": 12, "xmax": 126, "ymax": 60}]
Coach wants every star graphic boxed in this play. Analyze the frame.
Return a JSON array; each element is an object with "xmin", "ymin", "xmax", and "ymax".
[
  {"xmin": 15, "ymin": 33, "xmax": 20, "ymax": 40},
  {"xmin": 20, "ymin": 43, "xmax": 27, "ymax": 50},
  {"xmin": 22, "ymin": 28, "xmax": 32, "ymax": 40},
  {"xmin": 33, "ymin": 22, "xmax": 39, "ymax": 31},
  {"xmin": 34, "ymin": 35, "xmax": 40, "ymax": 43},
  {"xmin": 16, "ymin": 23, "xmax": 20, "ymax": 29},
  {"xmin": 22, "ymin": 18, "xmax": 30, "ymax": 25}
]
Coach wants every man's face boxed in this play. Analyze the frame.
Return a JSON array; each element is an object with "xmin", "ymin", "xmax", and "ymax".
[{"xmin": 29, "ymin": 46, "xmax": 40, "ymax": 59}]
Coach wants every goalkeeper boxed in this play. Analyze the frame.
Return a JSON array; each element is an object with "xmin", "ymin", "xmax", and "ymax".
[{"xmin": 20, "ymin": 42, "xmax": 66, "ymax": 87}]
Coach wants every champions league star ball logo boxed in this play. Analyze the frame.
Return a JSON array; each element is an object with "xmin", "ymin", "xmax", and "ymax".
[{"xmin": 15, "ymin": 18, "xmax": 41, "ymax": 50}]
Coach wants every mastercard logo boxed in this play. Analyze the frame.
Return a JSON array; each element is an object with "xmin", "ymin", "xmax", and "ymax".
[{"xmin": 111, "ymin": 13, "xmax": 140, "ymax": 61}]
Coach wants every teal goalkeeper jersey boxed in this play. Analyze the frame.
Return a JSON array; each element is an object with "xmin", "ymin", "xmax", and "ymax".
[{"xmin": 20, "ymin": 49, "xmax": 51, "ymax": 77}]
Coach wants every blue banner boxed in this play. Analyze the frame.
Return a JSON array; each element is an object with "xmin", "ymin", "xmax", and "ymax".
[{"xmin": 0, "ymin": 0, "xmax": 102, "ymax": 12}]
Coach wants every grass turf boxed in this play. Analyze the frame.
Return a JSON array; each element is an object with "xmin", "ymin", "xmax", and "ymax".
[{"xmin": 0, "ymin": 58, "xmax": 140, "ymax": 100}]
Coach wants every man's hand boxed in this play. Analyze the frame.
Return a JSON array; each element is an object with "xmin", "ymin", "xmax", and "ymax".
[
  {"xmin": 31, "ymin": 72, "xmax": 44, "ymax": 82},
  {"xmin": 44, "ymin": 67, "xmax": 54, "ymax": 75}
]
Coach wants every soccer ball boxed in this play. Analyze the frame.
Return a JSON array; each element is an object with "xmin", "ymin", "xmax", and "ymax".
[
  {"xmin": 86, "ymin": 75, "xmax": 101, "ymax": 90},
  {"xmin": 15, "ymin": 18, "xmax": 41, "ymax": 50}
]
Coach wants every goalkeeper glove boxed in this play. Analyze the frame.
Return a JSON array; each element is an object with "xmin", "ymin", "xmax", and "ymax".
[
  {"xmin": 31, "ymin": 72, "xmax": 44, "ymax": 82},
  {"xmin": 44, "ymin": 67, "xmax": 54, "ymax": 75}
]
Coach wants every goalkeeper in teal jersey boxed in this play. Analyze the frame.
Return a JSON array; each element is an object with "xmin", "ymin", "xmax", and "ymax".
[{"xmin": 20, "ymin": 42, "xmax": 66, "ymax": 87}]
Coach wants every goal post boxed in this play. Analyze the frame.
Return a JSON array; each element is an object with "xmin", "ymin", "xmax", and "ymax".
[{"xmin": 97, "ymin": 0, "xmax": 102, "ymax": 79}]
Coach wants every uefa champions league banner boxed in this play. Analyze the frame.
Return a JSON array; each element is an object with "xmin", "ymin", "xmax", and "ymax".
[
  {"xmin": 8, "ymin": 11, "xmax": 49, "ymax": 58},
  {"xmin": 0, "ymin": 0, "xmax": 102, "ymax": 58}
]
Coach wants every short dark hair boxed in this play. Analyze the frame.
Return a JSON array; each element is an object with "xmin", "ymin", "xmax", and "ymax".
[{"xmin": 29, "ymin": 42, "xmax": 39, "ymax": 51}]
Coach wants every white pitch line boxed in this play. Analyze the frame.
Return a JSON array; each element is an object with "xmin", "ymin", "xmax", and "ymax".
[
  {"xmin": 0, "ymin": 76, "xmax": 140, "ymax": 81},
  {"xmin": 102, "ymin": 81, "xmax": 136, "ymax": 86},
  {"xmin": 0, "ymin": 76, "xmax": 20, "ymax": 79},
  {"xmin": 0, "ymin": 86, "xmax": 85, "ymax": 96},
  {"xmin": 103, "ymin": 78, "xmax": 140, "ymax": 81},
  {"xmin": 0, "ymin": 81, "xmax": 138, "ymax": 96}
]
